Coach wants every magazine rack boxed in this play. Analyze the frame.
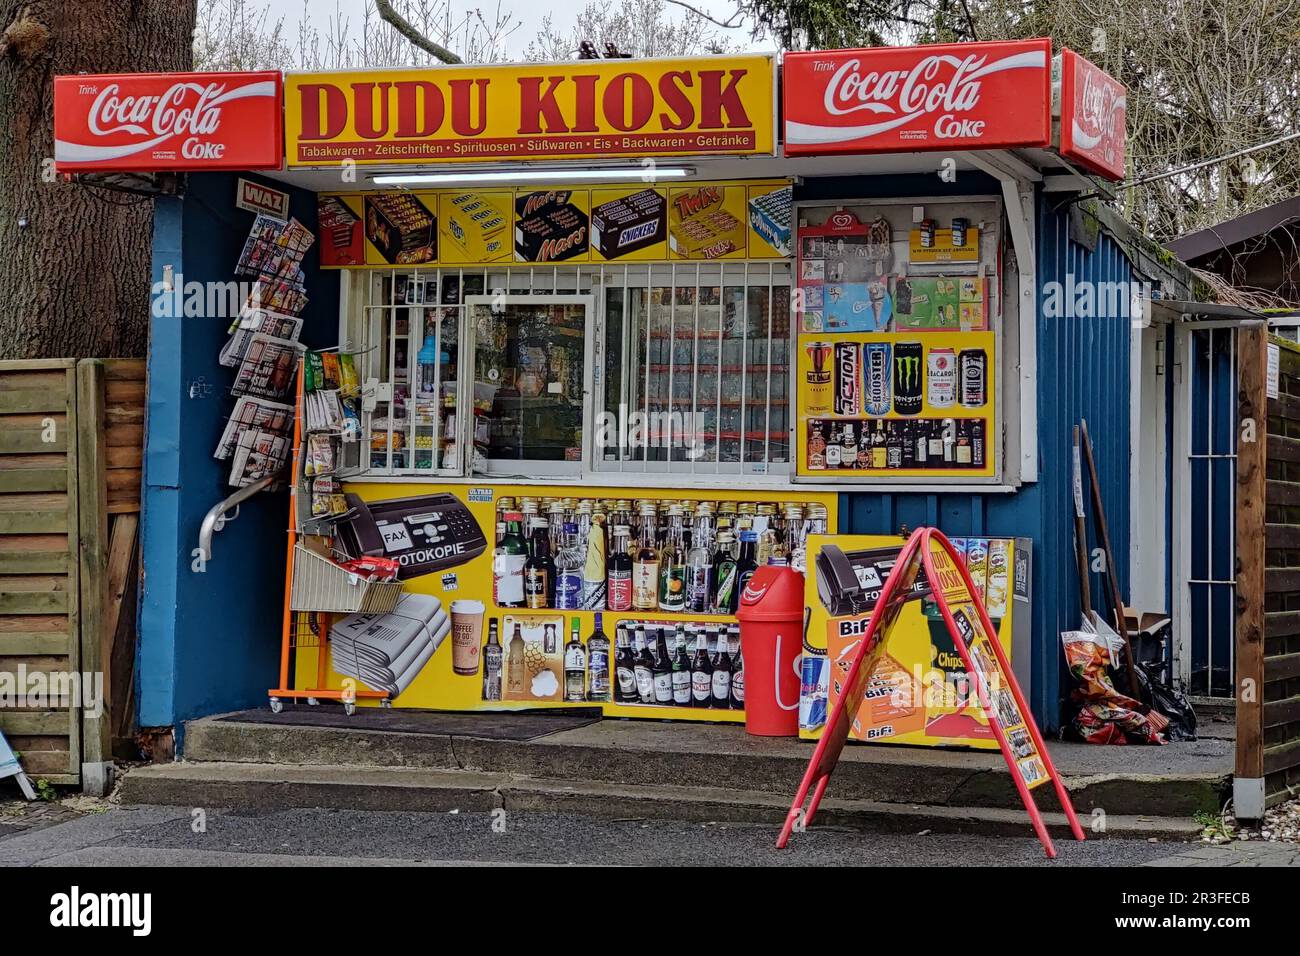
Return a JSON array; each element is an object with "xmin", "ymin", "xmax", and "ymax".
[{"xmin": 269, "ymin": 359, "xmax": 394, "ymax": 715}]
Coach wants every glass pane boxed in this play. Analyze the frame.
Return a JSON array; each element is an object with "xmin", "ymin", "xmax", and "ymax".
[{"xmin": 472, "ymin": 300, "xmax": 586, "ymax": 469}]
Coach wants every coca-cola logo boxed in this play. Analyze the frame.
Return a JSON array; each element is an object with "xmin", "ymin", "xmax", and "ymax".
[
  {"xmin": 784, "ymin": 42, "xmax": 1050, "ymax": 152},
  {"xmin": 1073, "ymin": 63, "xmax": 1126, "ymax": 158},
  {"xmin": 54, "ymin": 73, "xmax": 280, "ymax": 170}
]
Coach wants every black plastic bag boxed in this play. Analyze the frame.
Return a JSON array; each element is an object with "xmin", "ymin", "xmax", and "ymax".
[{"xmin": 1134, "ymin": 662, "xmax": 1197, "ymax": 741}]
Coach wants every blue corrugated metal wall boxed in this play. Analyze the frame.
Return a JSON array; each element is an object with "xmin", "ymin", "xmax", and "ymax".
[{"xmin": 842, "ymin": 195, "xmax": 1137, "ymax": 730}]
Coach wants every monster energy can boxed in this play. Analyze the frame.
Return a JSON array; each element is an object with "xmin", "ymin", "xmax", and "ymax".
[
  {"xmin": 893, "ymin": 341, "xmax": 924, "ymax": 416},
  {"xmin": 863, "ymin": 342, "xmax": 892, "ymax": 416}
]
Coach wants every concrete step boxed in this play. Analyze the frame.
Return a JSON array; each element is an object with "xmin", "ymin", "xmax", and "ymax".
[
  {"xmin": 182, "ymin": 714, "xmax": 1228, "ymax": 819},
  {"xmin": 118, "ymin": 760, "xmax": 1203, "ymax": 841}
]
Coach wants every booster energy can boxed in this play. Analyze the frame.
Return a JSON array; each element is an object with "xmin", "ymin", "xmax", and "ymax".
[
  {"xmin": 803, "ymin": 341, "xmax": 833, "ymax": 416},
  {"xmin": 834, "ymin": 342, "xmax": 861, "ymax": 416},
  {"xmin": 893, "ymin": 341, "xmax": 924, "ymax": 415},
  {"xmin": 863, "ymin": 342, "xmax": 892, "ymax": 416}
]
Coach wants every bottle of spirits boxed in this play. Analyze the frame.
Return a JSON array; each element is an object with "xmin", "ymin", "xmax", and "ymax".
[
  {"xmin": 734, "ymin": 531, "xmax": 759, "ymax": 606},
  {"xmin": 671, "ymin": 623, "xmax": 692, "ymax": 706},
  {"xmin": 586, "ymin": 613, "xmax": 610, "ymax": 702},
  {"xmin": 691, "ymin": 626, "xmax": 714, "ymax": 707},
  {"xmin": 506, "ymin": 622, "xmax": 526, "ymax": 698},
  {"xmin": 711, "ymin": 627, "xmax": 732, "ymax": 708},
  {"xmin": 632, "ymin": 506, "xmax": 660, "ymax": 611},
  {"xmin": 563, "ymin": 616, "xmax": 586, "ymax": 702},
  {"xmin": 482, "ymin": 619, "xmax": 503, "ymax": 701},
  {"xmin": 685, "ymin": 511, "xmax": 715, "ymax": 613},
  {"xmin": 840, "ymin": 423, "xmax": 857, "ymax": 468},
  {"xmin": 613, "ymin": 623, "xmax": 637, "ymax": 704},
  {"xmin": 711, "ymin": 531, "xmax": 739, "ymax": 615},
  {"xmin": 606, "ymin": 525, "xmax": 633, "ymax": 611},
  {"xmin": 901, "ymin": 422, "xmax": 917, "ymax": 469},
  {"xmin": 825, "ymin": 423, "xmax": 842, "ymax": 469},
  {"xmin": 652, "ymin": 627, "xmax": 674, "ymax": 704},
  {"xmin": 554, "ymin": 522, "xmax": 584, "ymax": 610},
  {"xmin": 886, "ymin": 421, "xmax": 903, "ymax": 469},
  {"xmin": 870, "ymin": 420, "xmax": 888, "ymax": 469},
  {"xmin": 928, "ymin": 420, "xmax": 944, "ymax": 461},
  {"xmin": 581, "ymin": 515, "xmax": 607, "ymax": 610},
  {"xmin": 955, "ymin": 421, "xmax": 973, "ymax": 466},
  {"xmin": 633, "ymin": 624, "xmax": 655, "ymax": 703},
  {"xmin": 524, "ymin": 520, "xmax": 554, "ymax": 609},
  {"xmin": 972, "ymin": 419, "xmax": 986, "ymax": 468},
  {"xmin": 658, "ymin": 506, "xmax": 687, "ymax": 612},
  {"xmin": 495, "ymin": 513, "xmax": 528, "ymax": 608},
  {"xmin": 807, "ymin": 423, "xmax": 827, "ymax": 469}
]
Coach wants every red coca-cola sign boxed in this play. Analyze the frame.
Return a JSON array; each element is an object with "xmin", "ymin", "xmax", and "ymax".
[
  {"xmin": 783, "ymin": 39, "xmax": 1052, "ymax": 156},
  {"xmin": 54, "ymin": 71, "xmax": 283, "ymax": 172},
  {"xmin": 1058, "ymin": 50, "xmax": 1126, "ymax": 181}
]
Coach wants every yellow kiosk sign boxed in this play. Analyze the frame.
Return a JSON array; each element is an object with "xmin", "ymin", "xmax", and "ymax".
[{"xmin": 284, "ymin": 56, "xmax": 776, "ymax": 166}]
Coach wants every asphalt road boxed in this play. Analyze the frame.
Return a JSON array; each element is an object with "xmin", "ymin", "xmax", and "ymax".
[{"xmin": 0, "ymin": 804, "xmax": 1209, "ymax": 867}]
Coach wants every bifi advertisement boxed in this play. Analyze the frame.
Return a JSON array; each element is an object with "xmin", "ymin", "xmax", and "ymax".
[
  {"xmin": 798, "ymin": 533, "xmax": 1032, "ymax": 750},
  {"xmin": 294, "ymin": 482, "xmax": 835, "ymax": 722}
]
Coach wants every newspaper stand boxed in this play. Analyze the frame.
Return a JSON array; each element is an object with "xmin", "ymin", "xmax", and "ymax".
[
  {"xmin": 268, "ymin": 360, "xmax": 395, "ymax": 715},
  {"xmin": 778, "ymin": 527, "xmax": 1086, "ymax": 859}
]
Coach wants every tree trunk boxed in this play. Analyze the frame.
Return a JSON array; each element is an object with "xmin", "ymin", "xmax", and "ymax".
[{"xmin": 0, "ymin": 0, "xmax": 196, "ymax": 360}]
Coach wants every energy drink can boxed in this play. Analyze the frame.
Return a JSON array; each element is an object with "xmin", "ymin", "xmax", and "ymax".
[
  {"xmin": 959, "ymin": 348, "xmax": 987, "ymax": 407},
  {"xmin": 927, "ymin": 347, "xmax": 957, "ymax": 408},
  {"xmin": 863, "ymin": 342, "xmax": 892, "ymax": 416},
  {"xmin": 952, "ymin": 217, "xmax": 969, "ymax": 249},
  {"xmin": 804, "ymin": 341, "xmax": 833, "ymax": 416},
  {"xmin": 799, "ymin": 653, "xmax": 829, "ymax": 731},
  {"xmin": 834, "ymin": 342, "xmax": 861, "ymax": 416},
  {"xmin": 893, "ymin": 341, "xmax": 924, "ymax": 416}
]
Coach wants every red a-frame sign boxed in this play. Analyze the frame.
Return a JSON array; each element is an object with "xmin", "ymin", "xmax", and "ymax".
[{"xmin": 778, "ymin": 527, "xmax": 1085, "ymax": 858}]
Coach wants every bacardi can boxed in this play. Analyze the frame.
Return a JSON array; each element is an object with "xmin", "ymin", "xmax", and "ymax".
[
  {"xmin": 893, "ymin": 341, "xmax": 924, "ymax": 416},
  {"xmin": 959, "ymin": 348, "xmax": 987, "ymax": 407},
  {"xmin": 803, "ymin": 341, "xmax": 833, "ymax": 416},
  {"xmin": 833, "ymin": 342, "xmax": 861, "ymax": 416},
  {"xmin": 863, "ymin": 342, "xmax": 892, "ymax": 416},
  {"xmin": 927, "ymin": 347, "xmax": 957, "ymax": 408}
]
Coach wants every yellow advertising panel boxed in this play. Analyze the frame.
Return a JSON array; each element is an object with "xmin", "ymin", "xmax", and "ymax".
[
  {"xmin": 318, "ymin": 179, "xmax": 791, "ymax": 268},
  {"xmin": 293, "ymin": 482, "xmax": 836, "ymax": 721},
  {"xmin": 284, "ymin": 56, "xmax": 776, "ymax": 166},
  {"xmin": 799, "ymin": 534, "xmax": 1031, "ymax": 750},
  {"xmin": 796, "ymin": 331, "xmax": 996, "ymax": 478}
]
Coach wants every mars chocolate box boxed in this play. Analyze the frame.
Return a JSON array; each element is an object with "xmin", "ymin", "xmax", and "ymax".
[
  {"xmin": 514, "ymin": 190, "xmax": 589, "ymax": 262},
  {"xmin": 591, "ymin": 189, "xmax": 666, "ymax": 259}
]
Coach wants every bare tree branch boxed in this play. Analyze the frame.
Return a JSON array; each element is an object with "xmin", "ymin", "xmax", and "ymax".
[
  {"xmin": 375, "ymin": 0, "xmax": 463, "ymax": 62},
  {"xmin": 663, "ymin": 0, "xmax": 746, "ymax": 30}
]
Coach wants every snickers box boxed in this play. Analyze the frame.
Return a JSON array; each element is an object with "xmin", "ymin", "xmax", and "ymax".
[
  {"xmin": 514, "ymin": 190, "xmax": 589, "ymax": 263},
  {"xmin": 365, "ymin": 193, "xmax": 436, "ymax": 265},
  {"xmin": 591, "ymin": 188, "xmax": 667, "ymax": 259}
]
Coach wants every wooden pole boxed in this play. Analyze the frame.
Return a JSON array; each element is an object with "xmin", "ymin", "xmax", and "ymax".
[
  {"xmin": 1079, "ymin": 418, "xmax": 1140, "ymax": 700},
  {"xmin": 1234, "ymin": 326, "xmax": 1266, "ymax": 794}
]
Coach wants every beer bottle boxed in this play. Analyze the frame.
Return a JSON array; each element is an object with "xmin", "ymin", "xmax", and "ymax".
[
  {"xmin": 633, "ymin": 624, "xmax": 655, "ymax": 703},
  {"xmin": 652, "ymin": 627, "xmax": 674, "ymax": 705},
  {"xmin": 691, "ymin": 626, "xmax": 714, "ymax": 707},
  {"xmin": 671, "ymin": 623, "xmax": 692, "ymax": 706},
  {"xmin": 587, "ymin": 613, "xmax": 611, "ymax": 702},
  {"xmin": 710, "ymin": 626, "xmax": 733, "ymax": 708},
  {"xmin": 563, "ymin": 615, "xmax": 586, "ymax": 702},
  {"xmin": 613, "ymin": 623, "xmax": 638, "ymax": 704},
  {"xmin": 729, "ymin": 635, "xmax": 745, "ymax": 710}
]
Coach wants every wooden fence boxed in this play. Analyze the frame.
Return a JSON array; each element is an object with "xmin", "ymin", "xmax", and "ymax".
[
  {"xmin": 1237, "ymin": 329, "xmax": 1300, "ymax": 815},
  {"xmin": 0, "ymin": 358, "xmax": 144, "ymax": 793}
]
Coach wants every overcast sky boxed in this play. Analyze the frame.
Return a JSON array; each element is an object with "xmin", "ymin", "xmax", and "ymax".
[{"xmin": 259, "ymin": 0, "xmax": 762, "ymax": 60}]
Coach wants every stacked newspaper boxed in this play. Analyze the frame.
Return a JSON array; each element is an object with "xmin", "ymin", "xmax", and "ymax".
[{"xmin": 329, "ymin": 594, "xmax": 450, "ymax": 699}]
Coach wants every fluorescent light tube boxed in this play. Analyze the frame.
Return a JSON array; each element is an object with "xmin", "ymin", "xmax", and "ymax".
[{"xmin": 370, "ymin": 167, "xmax": 694, "ymax": 186}]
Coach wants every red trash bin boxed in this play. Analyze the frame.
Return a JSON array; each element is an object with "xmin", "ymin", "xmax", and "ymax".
[{"xmin": 737, "ymin": 566, "xmax": 805, "ymax": 736}]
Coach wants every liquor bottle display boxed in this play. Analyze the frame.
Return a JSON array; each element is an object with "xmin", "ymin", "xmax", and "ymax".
[
  {"xmin": 491, "ymin": 495, "xmax": 827, "ymax": 613},
  {"xmin": 805, "ymin": 417, "xmax": 989, "ymax": 470}
]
